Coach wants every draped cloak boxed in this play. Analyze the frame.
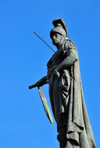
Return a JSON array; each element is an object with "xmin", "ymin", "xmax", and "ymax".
[{"xmin": 47, "ymin": 39, "xmax": 96, "ymax": 148}]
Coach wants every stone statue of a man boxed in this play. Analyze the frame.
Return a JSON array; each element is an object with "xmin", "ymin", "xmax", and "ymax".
[{"xmin": 29, "ymin": 18, "xmax": 96, "ymax": 148}]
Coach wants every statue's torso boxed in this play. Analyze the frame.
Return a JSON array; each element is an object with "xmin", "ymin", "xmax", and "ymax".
[{"xmin": 47, "ymin": 44, "xmax": 65, "ymax": 69}]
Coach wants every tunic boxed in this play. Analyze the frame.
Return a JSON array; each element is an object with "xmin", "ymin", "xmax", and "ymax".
[{"xmin": 47, "ymin": 39, "xmax": 96, "ymax": 148}]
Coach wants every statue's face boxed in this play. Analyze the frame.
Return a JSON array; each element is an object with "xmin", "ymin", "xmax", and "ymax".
[{"xmin": 52, "ymin": 33, "xmax": 64, "ymax": 46}]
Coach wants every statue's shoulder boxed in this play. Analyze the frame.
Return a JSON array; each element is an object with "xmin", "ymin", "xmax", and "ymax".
[{"xmin": 64, "ymin": 39, "xmax": 76, "ymax": 50}]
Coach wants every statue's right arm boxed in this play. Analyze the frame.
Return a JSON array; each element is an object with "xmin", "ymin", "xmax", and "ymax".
[{"xmin": 29, "ymin": 75, "xmax": 48, "ymax": 89}]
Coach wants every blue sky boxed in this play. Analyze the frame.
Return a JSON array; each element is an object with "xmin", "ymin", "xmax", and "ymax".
[{"xmin": 0, "ymin": 0, "xmax": 100, "ymax": 148}]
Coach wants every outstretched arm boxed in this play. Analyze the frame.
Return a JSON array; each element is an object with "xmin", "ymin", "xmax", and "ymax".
[{"xmin": 29, "ymin": 75, "xmax": 48, "ymax": 89}]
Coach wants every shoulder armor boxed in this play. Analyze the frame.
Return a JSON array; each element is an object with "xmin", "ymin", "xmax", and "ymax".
[{"xmin": 64, "ymin": 39, "xmax": 76, "ymax": 50}]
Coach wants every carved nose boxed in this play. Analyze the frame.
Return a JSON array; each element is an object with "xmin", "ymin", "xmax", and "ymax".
[{"xmin": 53, "ymin": 35, "xmax": 56, "ymax": 39}]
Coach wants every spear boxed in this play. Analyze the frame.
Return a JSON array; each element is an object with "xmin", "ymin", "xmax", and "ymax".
[
  {"xmin": 33, "ymin": 31, "xmax": 55, "ymax": 53},
  {"xmin": 29, "ymin": 32, "xmax": 54, "ymax": 124}
]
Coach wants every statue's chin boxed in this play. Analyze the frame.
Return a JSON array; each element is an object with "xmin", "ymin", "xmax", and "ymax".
[
  {"xmin": 53, "ymin": 41, "xmax": 59, "ymax": 46},
  {"xmin": 52, "ymin": 41, "xmax": 57, "ymax": 46}
]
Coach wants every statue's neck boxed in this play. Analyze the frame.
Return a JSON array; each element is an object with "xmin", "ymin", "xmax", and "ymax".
[{"xmin": 56, "ymin": 38, "xmax": 68, "ymax": 50}]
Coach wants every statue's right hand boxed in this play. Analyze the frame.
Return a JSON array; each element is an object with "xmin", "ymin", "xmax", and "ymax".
[
  {"xmin": 29, "ymin": 76, "xmax": 48, "ymax": 89},
  {"xmin": 28, "ymin": 82, "xmax": 39, "ymax": 89}
]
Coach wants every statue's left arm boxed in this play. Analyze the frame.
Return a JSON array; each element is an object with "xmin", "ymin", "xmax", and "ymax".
[{"xmin": 55, "ymin": 47, "xmax": 78, "ymax": 73}]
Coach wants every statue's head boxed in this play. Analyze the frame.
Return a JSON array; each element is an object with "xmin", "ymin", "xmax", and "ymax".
[
  {"xmin": 50, "ymin": 18, "xmax": 68, "ymax": 47},
  {"xmin": 50, "ymin": 18, "xmax": 68, "ymax": 43}
]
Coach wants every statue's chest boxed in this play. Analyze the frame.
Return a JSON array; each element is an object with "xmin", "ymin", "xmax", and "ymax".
[{"xmin": 47, "ymin": 44, "xmax": 65, "ymax": 68}]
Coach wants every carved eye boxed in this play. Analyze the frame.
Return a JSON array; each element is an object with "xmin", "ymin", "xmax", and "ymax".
[
  {"xmin": 55, "ymin": 34, "xmax": 57, "ymax": 37},
  {"xmin": 52, "ymin": 33, "xmax": 58, "ymax": 39}
]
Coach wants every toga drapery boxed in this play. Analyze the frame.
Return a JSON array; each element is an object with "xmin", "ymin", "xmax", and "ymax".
[{"xmin": 47, "ymin": 39, "xmax": 96, "ymax": 148}]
